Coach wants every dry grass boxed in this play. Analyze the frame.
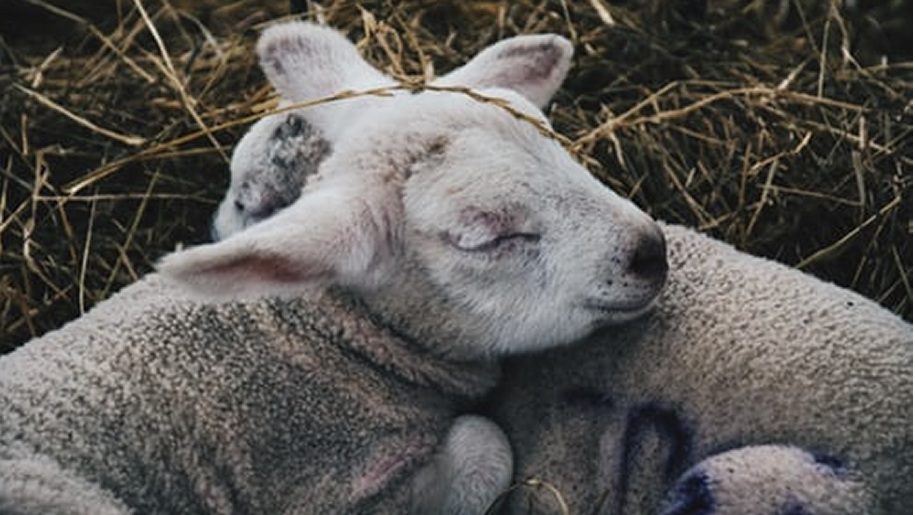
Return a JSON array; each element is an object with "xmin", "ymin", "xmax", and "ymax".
[{"xmin": 0, "ymin": 0, "xmax": 911, "ymax": 351}]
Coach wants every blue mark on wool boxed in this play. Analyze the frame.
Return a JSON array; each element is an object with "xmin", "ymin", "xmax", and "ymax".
[
  {"xmin": 810, "ymin": 451, "xmax": 848, "ymax": 477},
  {"xmin": 780, "ymin": 501, "xmax": 813, "ymax": 515},
  {"xmin": 660, "ymin": 470, "xmax": 715, "ymax": 515},
  {"xmin": 616, "ymin": 402, "xmax": 694, "ymax": 514}
]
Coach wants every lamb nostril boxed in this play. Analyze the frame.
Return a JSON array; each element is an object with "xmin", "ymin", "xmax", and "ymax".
[
  {"xmin": 628, "ymin": 227, "xmax": 668, "ymax": 280},
  {"xmin": 234, "ymin": 199, "xmax": 245, "ymax": 212}
]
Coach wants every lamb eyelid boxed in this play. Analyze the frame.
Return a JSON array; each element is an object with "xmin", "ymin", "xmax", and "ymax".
[{"xmin": 464, "ymin": 232, "xmax": 541, "ymax": 252}]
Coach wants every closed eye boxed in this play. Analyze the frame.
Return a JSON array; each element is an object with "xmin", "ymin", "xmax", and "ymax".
[{"xmin": 457, "ymin": 233, "xmax": 541, "ymax": 253}]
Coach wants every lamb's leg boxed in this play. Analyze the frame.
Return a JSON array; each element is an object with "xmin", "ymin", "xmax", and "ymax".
[
  {"xmin": 411, "ymin": 415, "xmax": 513, "ymax": 515},
  {"xmin": 661, "ymin": 444, "xmax": 871, "ymax": 515},
  {"xmin": 0, "ymin": 453, "xmax": 130, "ymax": 515}
]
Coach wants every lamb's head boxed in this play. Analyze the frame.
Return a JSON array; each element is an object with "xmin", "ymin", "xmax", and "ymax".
[
  {"xmin": 211, "ymin": 22, "xmax": 397, "ymax": 241},
  {"xmin": 211, "ymin": 112, "xmax": 330, "ymax": 240},
  {"xmin": 160, "ymin": 22, "xmax": 667, "ymax": 359}
]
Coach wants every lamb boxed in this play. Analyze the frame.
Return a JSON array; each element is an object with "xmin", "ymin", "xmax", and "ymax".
[
  {"xmin": 0, "ymin": 22, "xmax": 670, "ymax": 514},
  {"xmin": 216, "ymin": 26, "xmax": 912, "ymax": 514}
]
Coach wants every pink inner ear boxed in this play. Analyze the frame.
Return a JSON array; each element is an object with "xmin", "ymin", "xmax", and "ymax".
[
  {"xmin": 200, "ymin": 254, "xmax": 316, "ymax": 284},
  {"xmin": 492, "ymin": 40, "xmax": 564, "ymax": 82}
]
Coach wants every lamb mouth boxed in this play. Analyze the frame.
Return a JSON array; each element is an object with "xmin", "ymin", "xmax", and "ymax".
[{"xmin": 583, "ymin": 298, "xmax": 654, "ymax": 315}]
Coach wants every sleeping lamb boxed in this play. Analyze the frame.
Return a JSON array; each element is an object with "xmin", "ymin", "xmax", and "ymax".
[
  {"xmin": 0, "ymin": 22, "xmax": 669, "ymax": 514},
  {"xmin": 216, "ymin": 23, "xmax": 912, "ymax": 514}
]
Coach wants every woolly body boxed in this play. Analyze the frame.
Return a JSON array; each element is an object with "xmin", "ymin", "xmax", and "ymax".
[{"xmin": 0, "ymin": 274, "xmax": 496, "ymax": 513}]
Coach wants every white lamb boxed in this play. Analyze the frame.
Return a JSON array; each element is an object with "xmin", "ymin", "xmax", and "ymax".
[
  {"xmin": 0, "ymin": 22, "xmax": 669, "ymax": 514},
  {"xmin": 217, "ymin": 24, "xmax": 912, "ymax": 514}
]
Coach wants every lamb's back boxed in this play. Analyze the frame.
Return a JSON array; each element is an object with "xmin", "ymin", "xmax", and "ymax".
[{"xmin": 0, "ymin": 274, "xmax": 447, "ymax": 513}]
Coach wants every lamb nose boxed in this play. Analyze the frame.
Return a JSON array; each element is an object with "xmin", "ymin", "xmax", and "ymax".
[{"xmin": 628, "ymin": 227, "xmax": 668, "ymax": 280}]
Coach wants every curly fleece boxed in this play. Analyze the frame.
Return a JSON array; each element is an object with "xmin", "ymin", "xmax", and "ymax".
[{"xmin": 0, "ymin": 275, "xmax": 497, "ymax": 514}]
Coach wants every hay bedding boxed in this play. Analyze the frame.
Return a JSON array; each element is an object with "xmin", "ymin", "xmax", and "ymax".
[{"xmin": 0, "ymin": 0, "xmax": 911, "ymax": 351}]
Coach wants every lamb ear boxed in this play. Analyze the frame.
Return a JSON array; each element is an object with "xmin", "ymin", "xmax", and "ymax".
[
  {"xmin": 257, "ymin": 22, "xmax": 396, "ymax": 140},
  {"xmin": 257, "ymin": 21, "xmax": 393, "ymax": 102},
  {"xmin": 435, "ymin": 34, "xmax": 573, "ymax": 109},
  {"xmin": 158, "ymin": 183, "xmax": 392, "ymax": 299}
]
